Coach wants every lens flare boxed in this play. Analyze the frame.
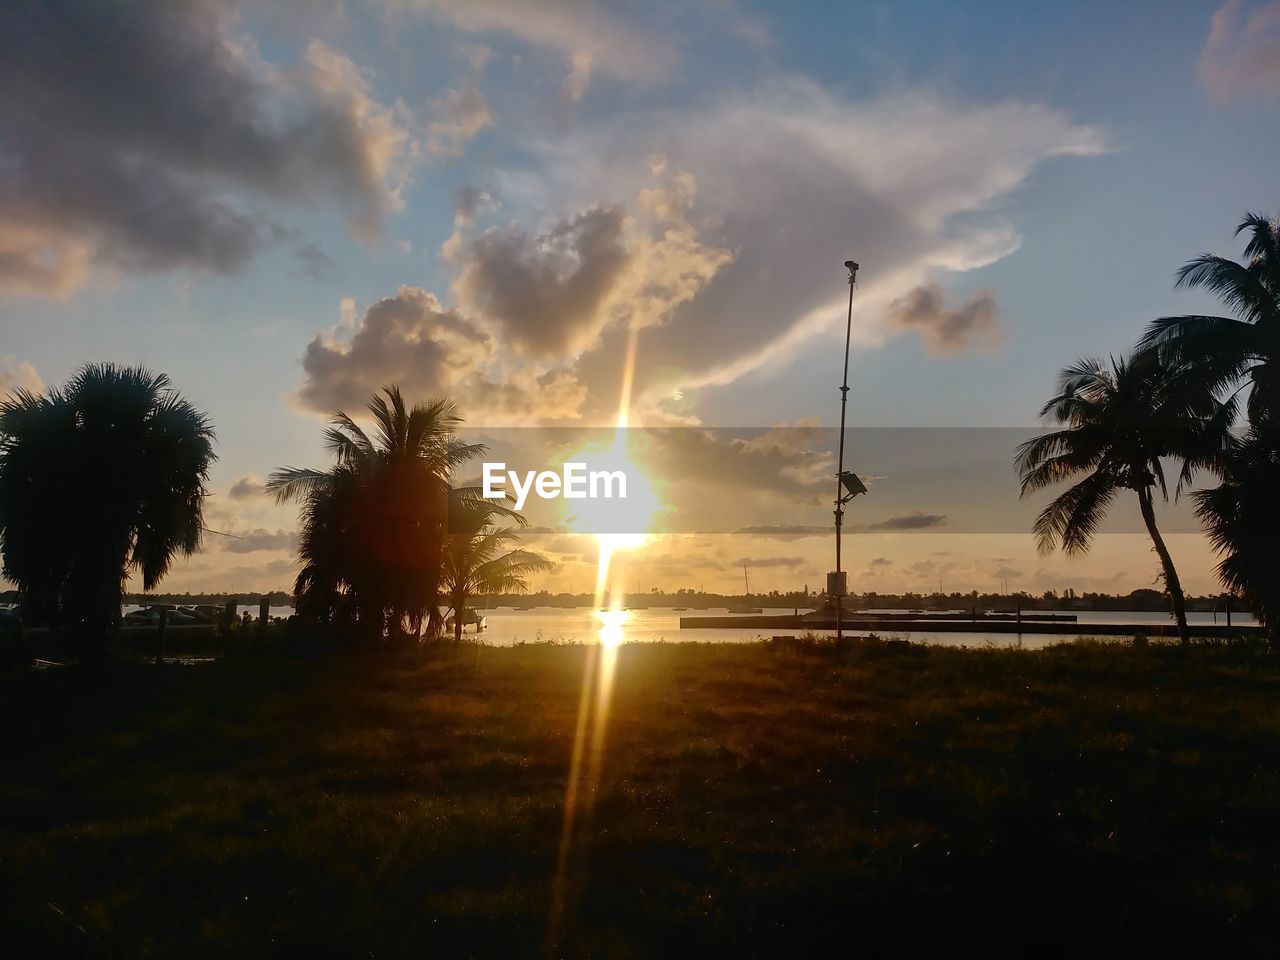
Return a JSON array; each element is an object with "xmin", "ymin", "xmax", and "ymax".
[{"xmin": 549, "ymin": 327, "xmax": 647, "ymax": 950}]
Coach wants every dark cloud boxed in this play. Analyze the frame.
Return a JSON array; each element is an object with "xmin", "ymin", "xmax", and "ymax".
[
  {"xmin": 454, "ymin": 205, "xmax": 632, "ymax": 357},
  {"xmin": 299, "ymin": 286, "xmax": 491, "ymax": 413},
  {"xmin": 734, "ymin": 524, "xmax": 828, "ymax": 538},
  {"xmin": 734, "ymin": 556, "xmax": 805, "ymax": 569},
  {"xmin": 886, "ymin": 284, "xmax": 1001, "ymax": 355},
  {"xmin": 0, "ymin": 0, "xmax": 411, "ymax": 295},
  {"xmin": 228, "ymin": 475, "xmax": 266, "ymax": 501},
  {"xmin": 640, "ymin": 426, "xmax": 832, "ymax": 504},
  {"xmin": 453, "ymin": 185, "xmax": 497, "ymax": 226},
  {"xmin": 297, "ymin": 286, "xmax": 585, "ymax": 421},
  {"xmin": 851, "ymin": 512, "xmax": 948, "ymax": 532},
  {"xmin": 221, "ymin": 528, "xmax": 297, "ymax": 554},
  {"xmin": 296, "ymin": 243, "xmax": 336, "ymax": 281}
]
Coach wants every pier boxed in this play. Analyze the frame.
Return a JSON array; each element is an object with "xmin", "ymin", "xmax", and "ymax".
[{"xmin": 678, "ymin": 613, "xmax": 1266, "ymax": 639}]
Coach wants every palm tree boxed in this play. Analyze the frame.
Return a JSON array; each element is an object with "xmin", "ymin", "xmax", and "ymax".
[
  {"xmin": 0, "ymin": 364, "xmax": 215, "ymax": 642},
  {"xmin": 441, "ymin": 496, "xmax": 553, "ymax": 643},
  {"xmin": 1016, "ymin": 351, "xmax": 1233, "ymax": 646},
  {"xmin": 1140, "ymin": 212, "xmax": 1280, "ymax": 426},
  {"xmin": 1141, "ymin": 213, "xmax": 1280, "ymax": 638},
  {"xmin": 1193, "ymin": 425, "xmax": 1280, "ymax": 643},
  {"xmin": 267, "ymin": 386, "xmax": 483, "ymax": 641}
]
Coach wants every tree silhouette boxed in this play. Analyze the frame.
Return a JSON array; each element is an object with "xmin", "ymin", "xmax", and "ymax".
[
  {"xmin": 1141, "ymin": 212, "xmax": 1280, "ymax": 426},
  {"xmin": 267, "ymin": 387, "xmax": 482, "ymax": 641},
  {"xmin": 442, "ymin": 494, "xmax": 552, "ymax": 643},
  {"xmin": 1017, "ymin": 352, "xmax": 1232, "ymax": 646},
  {"xmin": 1194, "ymin": 425, "xmax": 1280, "ymax": 642},
  {"xmin": 0, "ymin": 364, "xmax": 215, "ymax": 645}
]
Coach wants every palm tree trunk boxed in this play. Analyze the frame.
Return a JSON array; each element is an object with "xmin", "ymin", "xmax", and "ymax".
[
  {"xmin": 454, "ymin": 590, "xmax": 464, "ymax": 645},
  {"xmin": 1136, "ymin": 486, "xmax": 1190, "ymax": 647}
]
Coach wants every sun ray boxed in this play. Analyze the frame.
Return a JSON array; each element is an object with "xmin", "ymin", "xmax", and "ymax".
[{"xmin": 548, "ymin": 327, "xmax": 647, "ymax": 948}]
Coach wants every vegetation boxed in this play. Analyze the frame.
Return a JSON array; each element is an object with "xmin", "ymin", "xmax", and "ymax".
[
  {"xmin": 1194, "ymin": 426, "xmax": 1280, "ymax": 642},
  {"xmin": 1016, "ymin": 350, "xmax": 1231, "ymax": 645},
  {"xmin": 1017, "ymin": 210, "xmax": 1280, "ymax": 640},
  {"xmin": 1142, "ymin": 212, "xmax": 1280, "ymax": 426},
  {"xmin": 1140, "ymin": 213, "xmax": 1280, "ymax": 635},
  {"xmin": 267, "ymin": 387, "xmax": 483, "ymax": 641},
  {"xmin": 3, "ymin": 640, "xmax": 1279, "ymax": 956},
  {"xmin": 442, "ymin": 494, "xmax": 553, "ymax": 643},
  {"xmin": 0, "ymin": 364, "xmax": 214, "ymax": 645}
]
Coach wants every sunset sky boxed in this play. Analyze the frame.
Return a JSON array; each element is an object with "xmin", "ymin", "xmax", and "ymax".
[{"xmin": 3, "ymin": 0, "xmax": 1279, "ymax": 597}]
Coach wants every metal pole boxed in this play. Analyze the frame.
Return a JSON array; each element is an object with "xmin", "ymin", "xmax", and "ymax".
[{"xmin": 835, "ymin": 261, "xmax": 858, "ymax": 641}]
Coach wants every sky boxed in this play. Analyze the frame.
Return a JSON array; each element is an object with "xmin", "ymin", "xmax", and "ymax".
[{"xmin": 2, "ymin": 0, "xmax": 1279, "ymax": 598}]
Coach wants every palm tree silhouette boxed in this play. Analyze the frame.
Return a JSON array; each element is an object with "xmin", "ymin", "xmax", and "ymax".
[
  {"xmin": 1141, "ymin": 212, "xmax": 1280, "ymax": 426},
  {"xmin": 267, "ymin": 387, "xmax": 483, "ymax": 641},
  {"xmin": 0, "ymin": 364, "xmax": 215, "ymax": 645},
  {"xmin": 1194, "ymin": 426, "xmax": 1280, "ymax": 643},
  {"xmin": 441, "ymin": 495, "xmax": 553, "ymax": 644},
  {"xmin": 1017, "ymin": 352, "xmax": 1232, "ymax": 646}
]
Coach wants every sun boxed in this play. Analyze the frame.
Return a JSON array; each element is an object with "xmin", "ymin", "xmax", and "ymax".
[{"xmin": 560, "ymin": 426, "xmax": 661, "ymax": 548}]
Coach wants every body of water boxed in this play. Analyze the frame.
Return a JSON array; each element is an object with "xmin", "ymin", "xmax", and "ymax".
[
  {"xmin": 122, "ymin": 604, "xmax": 1258, "ymax": 648},
  {"xmin": 465, "ymin": 607, "xmax": 1259, "ymax": 648}
]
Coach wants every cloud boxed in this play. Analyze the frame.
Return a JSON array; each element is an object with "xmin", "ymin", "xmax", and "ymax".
[
  {"xmin": 425, "ymin": 80, "xmax": 494, "ymax": 157},
  {"xmin": 886, "ymin": 284, "xmax": 1001, "ymax": 355},
  {"xmin": 1200, "ymin": 1, "xmax": 1280, "ymax": 100},
  {"xmin": 734, "ymin": 556, "xmax": 805, "ymax": 569},
  {"xmin": 405, "ymin": 0, "xmax": 676, "ymax": 99},
  {"xmin": 296, "ymin": 243, "xmax": 336, "ymax": 280},
  {"xmin": 512, "ymin": 79, "xmax": 1103, "ymax": 413},
  {"xmin": 229, "ymin": 475, "xmax": 267, "ymax": 501},
  {"xmin": 297, "ymin": 286, "xmax": 586, "ymax": 423},
  {"xmin": 219, "ymin": 528, "xmax": 297, "ymax": 554},
  {"xmin": 0, "ymin": 1, "xmax": 416, "ymax": 296},
  {"xmin": 0, "ymin": 355, "xmax": 43, "ymax": 397},
  {"xmin": 453, "ymin": 186, "xmax": 498, "ymax": 227},
  {"xmin": 639, "ymin": 425, "xmax": 833, "ymax": 507},
  {"xmin": 735, "ymin": 525, "xmax": 829, "ymax": 538},
  {"xmin": 454, "ymin": 206, "xmax": 632, "ymax": 357},
  {"xmin": 853, "ymin": 512, "xmax": 948, "ymax": 532}
]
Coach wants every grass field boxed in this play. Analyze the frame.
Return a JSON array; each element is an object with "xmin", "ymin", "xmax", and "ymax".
[{"xmin": 3, "ymin": 638, "xmax": 1280, "ymax": 957}]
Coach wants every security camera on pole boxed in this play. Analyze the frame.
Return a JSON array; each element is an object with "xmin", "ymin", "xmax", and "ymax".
[{"xmin": 828, "ymin": 260, "xmax": 867, "ymax": 642}]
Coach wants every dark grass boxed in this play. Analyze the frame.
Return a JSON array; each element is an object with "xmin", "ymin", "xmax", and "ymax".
[{"xmin": 3, "ymin": 639, "xmax": 1280, "ymax": 957}]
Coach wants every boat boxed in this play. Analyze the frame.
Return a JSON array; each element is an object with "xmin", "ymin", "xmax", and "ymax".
[
  {"xmin": 728, "ymin": 565, "xmax": 764, "ymax": 613},
  {"xmin": 446, "ymin": 609, "xmax": 487, "ymax": 632}
]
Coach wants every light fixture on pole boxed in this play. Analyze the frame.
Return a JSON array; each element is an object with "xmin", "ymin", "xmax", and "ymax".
[{"xmin": 828, "ymin": 260, "xmax": 866, "ymax": 642}]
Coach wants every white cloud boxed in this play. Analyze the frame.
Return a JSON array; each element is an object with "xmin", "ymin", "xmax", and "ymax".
[
  {"xmin": 1200, "ymin": 1, "xmax": 1280, "ymax": 100},
  {"xmin": 506, "ymin": 79, "xmax": 1104, "ymax": 415},
  {"xmin": 424, "ymin": 80, "xmax": 494, "ymax": 158},
  {"xmin": 403, "ymin": 0, "xmax": 676, "ymax": 98},
  {"xmin": 0, "ymin": 355, "xmax": 43, "ymax": 397},
  {"xmin": 296, "ymin": 285, "xmax": 587, "ymax": 424}
]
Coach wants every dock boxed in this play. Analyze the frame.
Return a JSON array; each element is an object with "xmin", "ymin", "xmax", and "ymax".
[{"xmin": 678, "ymin": 614, "xmax": 1266, "ymax": 639}]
